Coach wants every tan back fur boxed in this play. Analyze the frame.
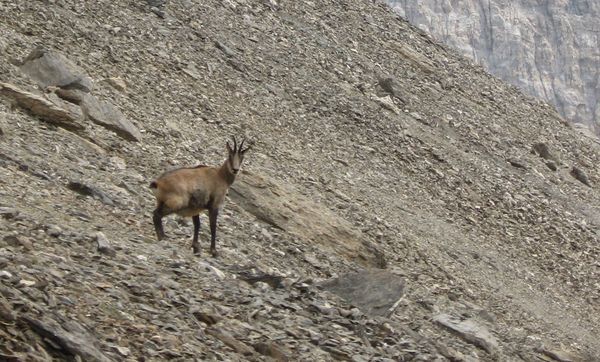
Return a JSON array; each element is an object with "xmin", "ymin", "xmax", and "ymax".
[{"xmin": 153, "ymin": 166, "xmax": 230, "ymax": 215}]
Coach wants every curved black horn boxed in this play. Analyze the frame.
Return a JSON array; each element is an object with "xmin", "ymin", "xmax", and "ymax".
[
  {"xmin": 231, "ymin": 136, "xmax": 237, "ymax": 151},
  {"xmin": 239, "ymin": 138, "xmax": 245, "ymax": 151}
]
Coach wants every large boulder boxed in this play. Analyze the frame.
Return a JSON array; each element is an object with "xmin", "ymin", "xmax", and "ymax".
[
  {"xmin": 20, "ymin": 48, "xmax": 93, "ymax": 92},
  {"xmin": 0, "ymin": 82, "xmax": 84, "ymax": 130}
]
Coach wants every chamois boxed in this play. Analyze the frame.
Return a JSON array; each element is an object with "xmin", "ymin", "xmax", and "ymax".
[{"xmin": 150, "ymin": 136, "xmax": 250, "ymax": 256}]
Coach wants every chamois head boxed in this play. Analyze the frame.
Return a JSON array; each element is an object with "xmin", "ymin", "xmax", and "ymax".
[{"xmin": 226, "ymin": 136, "xmax": 250, "ymax": 175}]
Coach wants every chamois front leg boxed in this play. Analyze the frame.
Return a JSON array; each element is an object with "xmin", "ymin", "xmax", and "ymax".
[
  {"xmin": 208, "ymin": 207, "xmax": 219, "ymax": 257},
  {"xmin": 192, "ymin": 214, "xmax": 201, "ymax": 255},
  {"xmin": 153, "ymin": 203, "xmax": 167, "ymax": 241}
]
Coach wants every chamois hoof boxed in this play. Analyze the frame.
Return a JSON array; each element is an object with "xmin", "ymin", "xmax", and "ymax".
[
  {"xmin": 210, "ymin": 248, "xmax": 218, "ymax": 258},
  {"xmin": 156, "ymin": 233, "xmax": 166, "ymax": 241},
  {"xmin": 193, "ymin": 246, "xmax": 201, "ymax": 256}
]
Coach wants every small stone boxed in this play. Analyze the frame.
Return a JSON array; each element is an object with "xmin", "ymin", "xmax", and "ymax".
[
  {"xmin": 261, "ymin": 228, "xmax": 273, "ymax": 241},
  {"xmin": 545, "ymin": 160, "xmax": 558, "ymax": 171},
  {"xmin": 253, "ymin": 341, "xmax": 291, "ymax": 361},
  {"xmin": 254, "ymin": 281, "xmax": 271, "ymax": 292},
  {"xmin": 338, "ymin": 308, "xmax": 352, "ymax": 318},
  {"xmin": 0, "ymin": 207, "xmax": 19, "ymax": 219},
  {"xmin": 95, "ymin": 232, "xmax": 116, "ymax": 257},
  {"xmin": 433, "ymin": 314, "xmax": 499, "ymax": 354},
  {"xmin": 508, "ymin": 158, "xmax": 527, "ymax": 169},
  {"xmin": 236, "ymin": 268, "xmax": 284, "ymax": 289},
  {"xmin": 54, "ymin": 88, "xmax": 85, "ymax": 104},
  {"xmin": 309, "ymin": 302, "xmax": 338, "ymax": 317},
  {"xmin": 350, "ymin": 308, "xmax": 362, "ymax": 318},
  {"xmin": 373, "ymin": 95, "xmax": 400, "ymax": 114},
  {"xmin": 19, "ymin": 279, "xmax": 37, "ymax": 287},
  {"xmin": 183, "ymin": 64, "xmax": 201, "ymax": 80},
  {"xmin": 146, "ymin": 0, "xmax": 166, "ymax": 7},
  {"xmin": 106, "ymin": 77, "xmax": 127, "ymax": 92},
  {"xmin": 0, "ymin": 296, "xmax": 15, "ymax": 322},
  {"xmin": 206, "ymin": 328, "xmax": 255, "ymax": 356},
  {"xmin": 151, "ymin": 7, "xmax": 166, "ymax": 18},
  {"xmin": 115, "ymin": 346, "xmax": 130, "ymax": 356},
  {"xmin": 109, "ymin": 156, "xmax": 127, "ymax": 170},
  {"xmin": 67, "ymin": 181, "xmax": 115, "ymax": 206},
  {"xmin": 321, "ymin": 345, "xmax": 352, "ymax": 360},
  {"xmin": 47, "ymin": 225, "xmax": 62, "ymax": 237},
  {"xmin": 3, "ymin": 234, "xmax": 21, "ymax": 246},
  {"xmin": 19, "ymin": 237, "xmax": 34, "ymax": 250},
  {"xmin": 538, "ymin": 346, "xmax": 582, "ymax": 362},
  {"xmin": 531, "ymin": 142, "xmax": 558, "ymax": 162},
  {"xmin": 155, "ymin": 276, "xmax": 180, "ymax": 290},
  {"xmin": 447, "ymin": 290, "xmax": 461, "ymax": 301},
  {"xmin": 0, "ymin": 271, "xmax": 13, "ymax": 279},
  {"xmin": 190, "ymin": 307, "xmax": 222, "ymax": 326},
  {"xmin": 410, "ymin": 112, "xmax": 423, "ymax": 121},
  {"xmin": 570, "ymin": 166, "xmax": 591, "ymax": 186},
  {"xmin": 378, "ymin": 76, "xmax": 407, "ymax": 103},
  {"xmin": 214, "ymin": 40, "xmax": 236, "ymax": 57},
  {"xmin": 197, "ymin": 261, "xmax": 226, "ymax": 279}
]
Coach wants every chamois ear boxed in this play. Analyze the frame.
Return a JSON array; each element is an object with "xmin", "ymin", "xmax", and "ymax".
[{"xmin": 226, "ymin": 141, "xmax": 233, "ymax": 154}]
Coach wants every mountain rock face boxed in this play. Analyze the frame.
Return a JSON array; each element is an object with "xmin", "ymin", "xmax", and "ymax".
[
  {"xmin": 389, "ymin": 0, "xmax": 600, "ymax": 133},
  {"xmin": 1, "ymin": 0, "xmax": 600, "ymax": 360}
]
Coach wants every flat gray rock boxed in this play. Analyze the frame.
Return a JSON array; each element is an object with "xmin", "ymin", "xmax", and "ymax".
[
  {"xmin": 433, "ymin": 314, "xmax": 499, "ymax": 354},
  {"xmin": 319, "ymin": 270, "xmax": 405, "ymax": 317},
  {"xmin": 22, "ymin": 313, "xmax": 113, "ymax": 362},
  {"xmin": 81, "ymin": 94, "xmax": 142, "ymax": 141}
]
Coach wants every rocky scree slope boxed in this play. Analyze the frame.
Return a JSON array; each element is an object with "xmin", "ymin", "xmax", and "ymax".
[
  {"xmin": 389, "ymin": 0, "xmax": 600, "ymax": 134},
  {"xmin": 0, "ymin": 0, "xmax": 599, "ymax": 361}
]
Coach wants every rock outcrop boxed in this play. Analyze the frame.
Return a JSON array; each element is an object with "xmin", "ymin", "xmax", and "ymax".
[{"xmin": 390, "ymin": 0, "xmax": 600, "ymax": 133}]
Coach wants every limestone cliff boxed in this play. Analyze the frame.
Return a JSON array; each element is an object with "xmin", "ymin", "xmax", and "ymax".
[{"xmin": 389, "ymin": 0, "xmax": 600, "ymax": 132}]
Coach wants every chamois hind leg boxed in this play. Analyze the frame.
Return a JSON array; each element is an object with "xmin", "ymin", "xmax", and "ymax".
[
  {"xmin": 153, "ymin": 202, "xmax": 167, "ymax": 241},
  {"xmin": 192, "ymin": 214, "xmax": 201, "ymax": 255},
  {"xmin": 208, "ymin": 207, "xmax": 219, "ymax": 257}
]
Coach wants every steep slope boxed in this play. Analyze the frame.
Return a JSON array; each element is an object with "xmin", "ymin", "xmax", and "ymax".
[
  {"xmin": 389, "ymin": 0, "xmax": 600, "ymax": 133},
  {"xmin": 1, "ymin": 0, "xmax": 599, "ymax": 361}
]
